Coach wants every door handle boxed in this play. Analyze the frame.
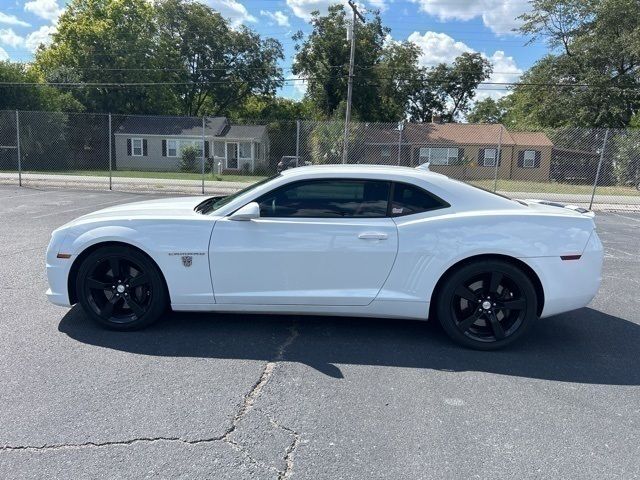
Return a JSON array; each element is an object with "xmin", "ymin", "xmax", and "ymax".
[{"xmin": 358, "ymin": 232, "xmax": 388, "ymax": 240}]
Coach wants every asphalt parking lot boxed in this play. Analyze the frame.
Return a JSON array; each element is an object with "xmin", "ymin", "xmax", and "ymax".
[{"xmin": 1, "ymin": 185, "xmax": 639, "ymax": 479}]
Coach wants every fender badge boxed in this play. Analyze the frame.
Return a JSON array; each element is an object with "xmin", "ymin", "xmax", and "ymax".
[{"xmin": 181, "ymin": 255, "xmax": 193, "ymax": 267}]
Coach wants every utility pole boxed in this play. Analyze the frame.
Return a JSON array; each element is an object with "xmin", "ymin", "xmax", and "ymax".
[{"xmin": 342, "ymin": 0, "xmax": 365, "ymax": 164}]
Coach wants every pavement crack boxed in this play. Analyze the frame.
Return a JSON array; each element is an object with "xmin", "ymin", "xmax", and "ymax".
[
  {"xmin": 269, "ymin": 417, "xmax": 301, "ymax": 480},
  {"xmin": 2, "ymin": 321, "xmax": 303, "ymax": 479},
  {"xmin": 220, "ymin": 321, "xmax": 300, "ymax": 477},
  {"xmin": 0, "ymin": 436, "xmax": 225, "ymax": 452}
]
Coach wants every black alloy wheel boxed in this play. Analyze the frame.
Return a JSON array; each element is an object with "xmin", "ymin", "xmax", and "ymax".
[
  {"xmin": 76, "ymin": 246, "xmax": 167, "ymax": 330},
  {"xmin": 436, "ymin": 260, "xmax": 538, "ymax": 350}
]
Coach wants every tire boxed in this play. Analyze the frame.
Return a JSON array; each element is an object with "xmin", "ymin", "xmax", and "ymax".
[
  {"xmin": 76, "ymin": 245, "xmax": 168, "ymax": 330},
  {"xmin": 435, "ymin": 260, "xmax": 538, "ymax": 350}
]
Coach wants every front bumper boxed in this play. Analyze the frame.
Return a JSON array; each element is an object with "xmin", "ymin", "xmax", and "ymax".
[{"xmin": 45, "ymin": 230, "xmax": 73, "ymax": 307}]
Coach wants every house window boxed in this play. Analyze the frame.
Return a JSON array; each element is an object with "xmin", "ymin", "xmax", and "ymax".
[
  {"xmin": 180, "ymin": 139, "xmax": 203, "ymax": 156},
  {"xmin": 167, "ymin": 139, "xmax": 178, "ymax": 157},
  {"xmin": 419, "ymin": 147, "xmax": 459, "ymax": 165},
  {"xmin": 483, "ymin": 148, "xmax": 497, "ymax": 167},
  {"xmin": 381, "ymin": 147, "xmax": 391, "ymax": 158},
  {"xmin": 213, "ymin": 141, "xmax": 225, "ymax": 158},
  {"xmin": 523, "ymin": 150, "xmax": 536, "ymax": 168},
  {"xmin": 239, "ymin": 141, "xmax": 252, "ymax": 160},
  {"xmin": 132, "ymin": 138, "xmax": 143, "ymax": 157}
]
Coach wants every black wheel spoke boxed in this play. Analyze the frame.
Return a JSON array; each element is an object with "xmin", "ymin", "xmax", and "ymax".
[
  {"xmin": 489, "ymin": 272, "xmax": 503, "ymax": 295},
  {"xmin": 128, "ymin": 274, "xmax": 149, "ymax": 288},
  {"xmin": 499, "ymin": 298, "xmax": 526, "ymax": 310},
  {"xmin": 487, "ymin": 311, "xmax": 506, "ymax": 340},
  {"xmin": 458, "ymin": 310, "xmax": 482, "ymax": 332},
  {"xmin": 126, "ymin": 297, "xmax": 146, "ymax": 318},
  {"xmin": 86, "ymin": 277, "xmax": 112, "ymax": 291},
  {"xmin": 454, "ymin": 285, "xmax": 477, "ymax": 303},
  {"xmin": 99, "ymin": 296, "xmax": 120, "ymax": 318},
  {"xmin": 109, "ymin": 257, "xmax": 121, "ymax": 279}
]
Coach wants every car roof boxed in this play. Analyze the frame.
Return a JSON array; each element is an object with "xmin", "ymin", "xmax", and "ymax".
[{"xmin": 280, "ymin": 164, "xmax": 446, "ymax": 180}]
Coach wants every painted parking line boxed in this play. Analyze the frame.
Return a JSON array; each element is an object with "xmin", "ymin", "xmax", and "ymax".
[
  {"xmin": 610, "ymin": 212, "xmax": 640, "ymax": 223},
  {"xmin": 31, "ymin": 196, "xmax": 140, "ymax": 219}
]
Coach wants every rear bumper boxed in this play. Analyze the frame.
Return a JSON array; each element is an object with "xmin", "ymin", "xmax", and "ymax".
[{"xmin": 526, "ymin": 231, "xmax": 603, "ymax": 318}]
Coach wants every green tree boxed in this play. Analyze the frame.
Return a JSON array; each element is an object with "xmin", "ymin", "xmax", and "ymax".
[
  {"xmin": 508, "ymin": 0, "xmax": 640, "ymax": 128},
  {"xmin": 0, "ymin": 61, "xmax": 82, "ymax": 111},
  {"xmin": 467, "ymin": 97, "xmax": 506, "ymax": 124},
  {"xmin": 36, "ymin": 0, "xmax": 167, "ymax": 114},
  {"xmin": 408, "ymin": 53, "xmax": 493, "ymax": 122},
  {"xmin": 292, "ymin": 4, "xmax": 390, "ymax": 121},
  {"xmin": 155, "ymin": 0, "xmax": 284, "ymax": 116}
]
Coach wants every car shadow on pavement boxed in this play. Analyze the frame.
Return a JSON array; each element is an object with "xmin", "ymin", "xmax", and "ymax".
[{"xmin": 58, "ymin": 305, "xmax": 640, "ymax": 385}]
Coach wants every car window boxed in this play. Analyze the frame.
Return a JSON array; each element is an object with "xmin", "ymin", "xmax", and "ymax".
[
  {"xmin": 196, "ymin": 175, "xmax": 279, "ymax": 215},
  {"xmin": 390, "ymin": 182, "xmax": 449, "ymax": 216},
  {"xmin": 257, "ymin": 179, "xmax": 391, "ymax": 218}
]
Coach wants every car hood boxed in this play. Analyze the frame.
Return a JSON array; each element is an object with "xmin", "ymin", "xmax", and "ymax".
[{"xmin": 66, "ymin": 196, "xmax": 208, "ymax": 225}]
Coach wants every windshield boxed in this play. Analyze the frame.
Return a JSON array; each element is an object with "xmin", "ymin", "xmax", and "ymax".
[{"xmin": 195, "ymin": 175, "xmax": 279, "ymax": 215}]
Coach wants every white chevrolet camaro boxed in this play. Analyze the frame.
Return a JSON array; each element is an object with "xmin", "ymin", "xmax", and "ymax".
[{"xmin": 46, "ymin": 165, "xmax": 603, "ymax": 349}]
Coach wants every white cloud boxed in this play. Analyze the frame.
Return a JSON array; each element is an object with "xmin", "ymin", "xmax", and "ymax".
[
  {"xmin": 408, "ymin": 31, "xmax": 523, "ymax": 99},
  {"xmin": 24, "ymin": 0, "xmax": 63, "ymax": 23},
  {"xmin": 25, "ymin": 24, "xmax": 55, "ymax": 52},
  {"xmin": 0, "ymin": 46, "xmax": 8, "ymax": 61},
  {"xmin": 260, "ymin": 10, "xmax": 290, "ymax": 27},
  {"xmin": 408, "ymin": 31, "xmax": 473, "ymax": 67},
  {"xmin": 0, "ymin": 12, "xmax": 31, "ymax": 27},
  {"xmin": 0, "ymin": 28, "xmax": 24, "ymax": 48},
  {"xmin": 207, "ymin": 0, "xmax": 257, "ymax": 27},
  {"xmin": 410, "ymin": 0, "xmax": 529, "ymax": 35}
]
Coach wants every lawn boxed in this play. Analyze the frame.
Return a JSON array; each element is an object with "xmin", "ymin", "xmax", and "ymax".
[
  {"xmin": 469, "ymin": 179, "xmax": 640, "ymax": 197},
  {"xmin": 13, "ymin": 169, "xmax": 267, "ymax": 183}
]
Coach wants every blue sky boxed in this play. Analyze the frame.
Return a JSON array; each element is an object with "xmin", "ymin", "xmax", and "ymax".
[{"xmin": 0, "ymin": 0, "xmax": 548, "ymax": 100}]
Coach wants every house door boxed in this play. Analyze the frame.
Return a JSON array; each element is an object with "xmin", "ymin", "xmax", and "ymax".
[{"xmin": 226, "ymin": 143, "xmax": 238, "ymax": 169}]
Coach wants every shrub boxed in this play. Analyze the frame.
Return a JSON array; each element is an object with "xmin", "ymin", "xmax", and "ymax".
[{"xmin": 179, "ymin": 146, "xmax": 198, "ymax": 173}]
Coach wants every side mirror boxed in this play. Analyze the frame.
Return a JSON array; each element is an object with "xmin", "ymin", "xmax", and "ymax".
[{"xmin": 229, "ymin": 202, "xmax": 260, "ymax": 221}]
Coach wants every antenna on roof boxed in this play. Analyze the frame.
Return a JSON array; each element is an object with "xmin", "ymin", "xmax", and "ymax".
[{"xmin": 415, "ymin": 162, "xmax": 430, "ymax": 171}]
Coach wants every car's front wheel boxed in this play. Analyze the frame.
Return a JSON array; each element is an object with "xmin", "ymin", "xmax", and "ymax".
[
  {"xmin": 76, "ymin": 245, "xmax": 168, "ymax": 330},
  {"xmin": 436, "ymin": 260, "xmax": 538, "ymax": 350}
]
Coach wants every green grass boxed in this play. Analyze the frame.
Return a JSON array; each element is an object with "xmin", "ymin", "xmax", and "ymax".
[
  {"xmin": 9, "ymin": 169, "xmax": 267, "ymax": 183},
  {"xmin": 469, "ymin": 179, "xmax": 640, "ymax": 197}
]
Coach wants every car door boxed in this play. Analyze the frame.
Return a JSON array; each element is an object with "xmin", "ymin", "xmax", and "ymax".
[{"xmin": 209, "ymin": 178, "xmax": 398, "ymax": 306}]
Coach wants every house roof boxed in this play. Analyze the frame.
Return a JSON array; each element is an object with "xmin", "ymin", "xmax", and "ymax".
[
  {"xmin": 403, "ymin": 123, "xmax": 516, "ymax": 146},
  {"xmin": 115, "ymin": 116, "xmax": 229, "ymax": 137},
  {"xmin": 224, "ymin": 124, "xmax": 267, "ymax": 139},
  {"xmin": 364, "ymin": 122, "xmax": 554, "ymax": 148},
  {"xmin": 510, "ymin": 132, "xmax": 554, "ymax": 147}
]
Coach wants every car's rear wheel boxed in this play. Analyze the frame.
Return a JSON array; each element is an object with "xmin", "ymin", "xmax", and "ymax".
[
  {"xmin": 436, "ymin": 260, "xmax": 538, "ymax": 350},
  {"xmin": 76, "ymin": 246, "xmax": 167, "ymax": 330}
]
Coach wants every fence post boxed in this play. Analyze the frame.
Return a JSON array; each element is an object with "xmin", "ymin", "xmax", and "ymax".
[
  {"xmin": 201, "ymin": 116, "xmax": 205, "ymax": 195},
  {"xmin": 493, "ymin": 125, "xmax": 503, "ymax": 192},
  {"xmin": 296, "ymin": 119, "xmax": 300, "ymax": 164},
  {"xmin": 398, "ymin": 121, "xmax": 404, "ymax": 166},
  {"xmin": 590, "ymin": 128, "xmax": 609, "ymax": 210},
  {"xmin": 15, "ymin": 110, "xmax": 21, "ymax": 187},
  {"xmin": 108, "ymin": 113, "xmax": 112, "ymax": 191}
]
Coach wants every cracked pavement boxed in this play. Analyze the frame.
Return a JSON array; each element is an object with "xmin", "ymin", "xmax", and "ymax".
[{"xmin": 1, "ymin": 186, "xmax": 639, "ymax": 479}]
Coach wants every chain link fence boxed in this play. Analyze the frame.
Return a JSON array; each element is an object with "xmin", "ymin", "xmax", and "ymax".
[{"xmin": 1, "ymin": 110, "xmax": 639, "ymax": 207}]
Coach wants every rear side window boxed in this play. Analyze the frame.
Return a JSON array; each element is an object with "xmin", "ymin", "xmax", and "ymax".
[
  {"xmin": 257, "ymin": 179, "xmax": 390, "ymax": 218},
  {"xmin": 390, "ymin": 183, "xmax": 449, "ymax": 216}
]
